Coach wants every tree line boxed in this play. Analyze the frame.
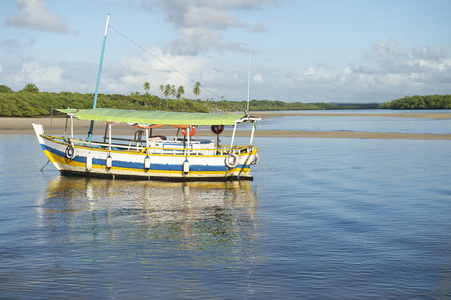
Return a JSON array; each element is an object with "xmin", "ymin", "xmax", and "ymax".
[
  {"xmin": 0, "ymin": 91, "xmax": 209, "ymax": 118},
  {"xmin": 378, "ymin": 95, "xmax": 451, "ymax": 109},
  {"xmin": 5, "ymin": 83, "xmax": 448, "ymax": 118}
]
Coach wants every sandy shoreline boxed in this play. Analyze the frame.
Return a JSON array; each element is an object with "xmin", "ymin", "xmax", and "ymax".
[{"xmin": 1, "ymin": 114, "xmax": 450, "ymax": 140}]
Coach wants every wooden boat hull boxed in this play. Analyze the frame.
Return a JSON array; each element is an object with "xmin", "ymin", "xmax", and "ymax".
[{"xmin": 33, "ymin": 123, "xmax": 258, "ymax": 181}]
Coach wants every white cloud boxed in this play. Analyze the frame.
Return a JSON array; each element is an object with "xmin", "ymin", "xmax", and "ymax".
[
  {"xmin": 343, "ymin": 66, "xmax": 352, "ymax": 75},
  {"xmin": 151, "ymin": 0, "xmax": 278, "ymax": 54},
  {"xmin": 14, "ymin": 61, "xmax": 65, "ymax": 84},
  {"xmin": 169, "ymin": 27, "xmax": 224, "ymax": 55},
  {"xmin": 365, "ymin": 39, "xmax": 451, "ymax": 74},
  {"xmin": 302, "ymin": 66, "xmax": 330, "ymax": 80},
  {"xmin": 339, "ymin": 66, "xmax": 353, "ymax": 84},
  {"xmin": 408, "ymin": 58, "xmax": 451, "ymax": 72},
  {"xmin": 0, "ymin": 64, "xmax": 3, "ymax": 74},
  {"xmin": 179, "ymin": 6, "xmax": 245, "ymax": 29},
  {"xmin": 366, "ymin": 39, "xmax": 408, "ymax": 69},
  {"xmin": 6, "ymin": 0, "xmax": 73, "ymax": 34},
  {"xmin": 302, "ymin": 66, "xmax": 315, "ymax": 77},
  {"xmin": 252, "ymin": 73, "xmax": 263, "ymax": 84}
]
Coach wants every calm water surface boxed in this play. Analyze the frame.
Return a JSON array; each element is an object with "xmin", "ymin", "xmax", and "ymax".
[
  {"xmin": 256, "ymin": 110, "xmax": 451, "ymax": 134},
  {"xmin": 1, "ymin": 122, "xmax": 451, "ymax": 298}
]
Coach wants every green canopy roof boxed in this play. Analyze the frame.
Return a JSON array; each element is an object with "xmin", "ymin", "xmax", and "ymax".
[{"xmin": 57, "ymin": 108, "xmax": 250, "ymax": 126}]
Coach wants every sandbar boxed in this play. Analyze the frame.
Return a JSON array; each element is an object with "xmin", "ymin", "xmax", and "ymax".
[{"xmin": 1, "ymin": 114, "xmax": 450, "ymax": 140}]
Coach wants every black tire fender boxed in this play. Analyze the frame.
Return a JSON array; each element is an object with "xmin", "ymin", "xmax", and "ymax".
[{"xmin": 65, "ymin": 145, "xmax": 75, "ymax": 159}]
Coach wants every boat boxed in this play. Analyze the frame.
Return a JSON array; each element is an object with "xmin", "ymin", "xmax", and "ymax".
[
  {"xmin": 32, "ymin": 108, "xmax": 260, "ymax": 181},
  {"xmin": 32, "ymin": 14, "xmax": 260, "ymax": 181}
]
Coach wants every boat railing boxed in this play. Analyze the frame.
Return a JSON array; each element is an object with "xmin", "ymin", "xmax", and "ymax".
[
  {"xmin": 216, "ymin": 145, "xmax": 255, "ymax": 155},
  {"xmin": 142, "ymin": 144, "xmax": 255, "ymax": 156},
  {"xmin": 85, "ymin": 140, "xmax": 253, "ymax": 156},
  {"xmin": 47, "ymin": 135, "xmax": 255, "ymax": 156}
]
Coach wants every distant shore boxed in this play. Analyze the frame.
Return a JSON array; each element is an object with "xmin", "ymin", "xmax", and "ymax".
[
  {"xmin": 1, "ymin": 113, "xmax": 451, "ymax": 140},
  {"xmin": 254, "ymin": 112, "xmax": 451, "ymax": 119}
]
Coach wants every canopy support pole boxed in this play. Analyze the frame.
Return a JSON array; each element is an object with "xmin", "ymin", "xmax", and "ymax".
[
  {"xmin": 70, "ymin": 115, "xmax": 74, "ymax": 140},
  {"xmin": 63, "ymin": 115, "xmax": 69, "ymax": 140},
  {"xmin": 249, "ymin": 121, "xmax": 256, "ymax": 146},
  {"xmin": 186, "ymin": 127, "xmax": 190, "ymax": 156},
  {"xmin": 230, "ymin": 121, "xmax": 238, "ymax": 151},
  {"xmin": 103, "ymin": 122, "xmax": 108, "ymax": 143},
  {"xmin": 108, "ymin": 122, "xmax": 112, "ymax": 151}
]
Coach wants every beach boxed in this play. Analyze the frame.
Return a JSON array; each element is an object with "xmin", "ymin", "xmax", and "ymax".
[{"xmin": 1, "ymin": 112, "xmax": 451, "ymax": 140}]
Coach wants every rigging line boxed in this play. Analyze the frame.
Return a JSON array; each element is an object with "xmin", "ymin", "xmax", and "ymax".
[{"xmin": 108, "ymin": 25, "xmax": 222, "ymax": 99}]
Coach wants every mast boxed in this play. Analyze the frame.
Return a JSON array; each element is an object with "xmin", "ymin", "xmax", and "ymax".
[
  {"xmin": 88, "ymin": 13, "xmax": 110, "ymax": 142},
  {"xmin": 246, "ymin": 49, "xmax": 251, "ymax": 113}
]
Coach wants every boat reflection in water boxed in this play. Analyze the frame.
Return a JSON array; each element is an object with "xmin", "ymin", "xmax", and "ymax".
[{"xmin": 39, "ymin": 176, "xmax": 260, "ymax": 264}]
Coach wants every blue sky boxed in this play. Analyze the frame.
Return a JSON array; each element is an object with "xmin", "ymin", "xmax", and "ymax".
[{"xmin": 1, "ymin": 0, "xmax": 451, "ymax": 103}]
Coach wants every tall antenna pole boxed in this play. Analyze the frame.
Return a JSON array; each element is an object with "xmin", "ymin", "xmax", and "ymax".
[
  {"xmin": 88, "ymin": 13, "xmax": 110, "ymax": 142},
  {"xmin": 246, "ymin": 49, "xmax": 251, "ymax": 114}
]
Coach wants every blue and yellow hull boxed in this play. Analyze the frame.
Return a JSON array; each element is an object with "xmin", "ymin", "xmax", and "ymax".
[{"xmin": 33, "ymin": 123, "xmax": 258, "ymax": 181}]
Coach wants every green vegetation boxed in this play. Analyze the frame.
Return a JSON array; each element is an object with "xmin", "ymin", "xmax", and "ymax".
[
  {"xmin": 6, "ymin": 83, "xmax": 449, "ymax": 118},
  {"xmin": 193, "ymin": 81, "xmax": 201, "ymax": 99},
  {"xmin": 177, "ymin": 86, "xmax": 185, "ymax": 100},
  {"xmin": 0, "ymin": 90, "xmax": 209, "ymax": 117},
  {"xmin": 378, "ymin": 95, "xmax": 451, "ymax": 109},
  {"xmin": 245, "ymin": 100, "xmax": 378, "ymax": 111},
  {"xmin": 21, "ymin": 83, "xmax": 39, "ymax": 93},
  {"xmin": 0, "ymin": 85, "xmax": 13, "ymax": 93}
]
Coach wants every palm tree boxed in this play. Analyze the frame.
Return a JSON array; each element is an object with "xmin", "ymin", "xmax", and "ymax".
[
  {"xmin": 176, "ymin": 85, "xmax": 185, "ymax": 100},
  {"xmin": 163, "ymin": 84, "xmax": 173, "ymax": 109},
  {"xmin": 159, "ymin": 84, "xmax": 165, "ymax": 106},
  {"xmin": 143, "ymin": 82, "xmax": 150, "ymax": 93},
  {"xmin": 143, "ymin": 82, "xmax": 150, "ymax": 106},
  {"xmin": 130, "ymin": 91, "xmax": 141, "ymax": 104},
  {"xmin": 163, "ymin": 84, "xmax": 171, "ymax": 98},
  {"xmin": 193, "ymin": 82, "xmax": 201, "ymax": 99},
  {"xmin": 22, "ymin": 83, "xmax": 39, "ymax": 93},
  {"xmin": 171, "ymin": 85, "xmax": 176, "ymax": 99}
]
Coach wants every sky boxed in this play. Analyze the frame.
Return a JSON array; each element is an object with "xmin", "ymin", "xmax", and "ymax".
[{"xmin": 1, "ymin": 0, "xmax": 451, "ymax": 103}]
